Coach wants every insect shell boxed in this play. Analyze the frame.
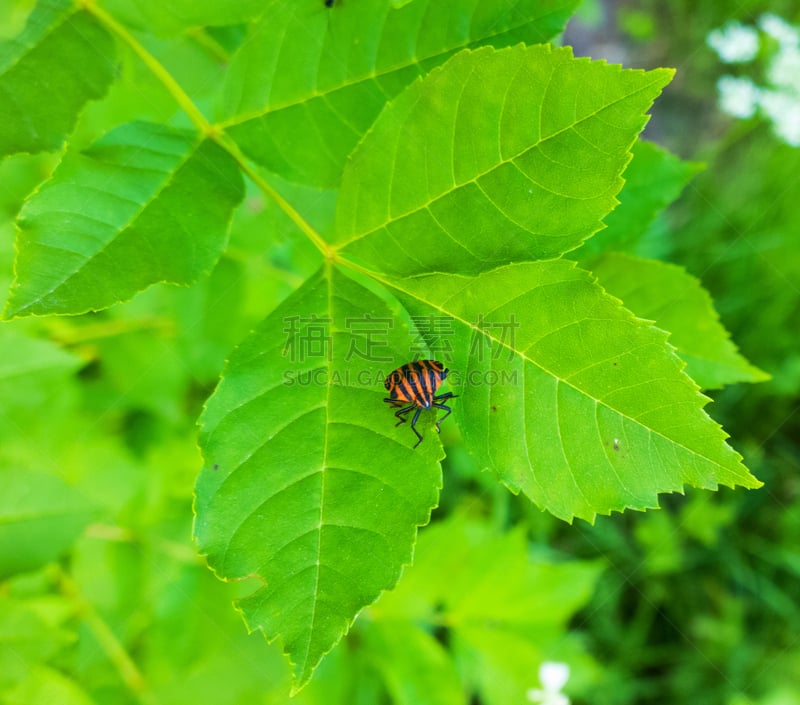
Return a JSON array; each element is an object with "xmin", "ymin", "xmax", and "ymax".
[{"xmin": 383, "ymin": 360, "xmax": 457, "ymax": 448}]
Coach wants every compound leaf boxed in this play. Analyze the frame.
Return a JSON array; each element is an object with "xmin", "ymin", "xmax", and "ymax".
[
  {"xmin": 385, "ymin": 261, "xmax": 761, "ymax": 522},
  {"xmin": 0, "ymin": 0, "xmax": 116, "ymax": 157},
  {"xmin": 221, "ymin": 0, "xmax": 578, "ymax": 186},
  {"xmin": 195, "ymin": 264, "xmax": 443, "ymax": 691},
  {"xmin": 373, "ymin": 516, "xmax": 602, "ymax": 705},
  {"xmin": 335, "ymin": 45, "xmax": 673, "ymax": 275},
  {"xmin": 589, "ymin": 253, "xmax": 769, "ymax": 389},
  {"xmin": 5, "ymin": 121, "xmax": 244, "ymax": 318}
]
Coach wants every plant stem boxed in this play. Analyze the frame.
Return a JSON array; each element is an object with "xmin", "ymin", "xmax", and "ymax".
[
  {"xmin": 83, "ymin": 0, "xmax": 333, "ymax": 260},
  {"xmin": 56, "ymin": 566, "xmax": 160, "ymax": 705},
  {"xmin": 44, "ymin": 316, "xmax": 174, "ymax": 345},
  {"xmin": 81, "ymin": 0, "xmax": 209, "ymax": 134},
  {"xmin": 214, "ymin": 132, "xmax": 335, "ymax": 259},
  {"xmin": 186, "ymin": 27, "xmax": 231, "ymax": 64},
  {"xmin": 84, "ymin": 523, "xmax": 203, "ymax": 564}
]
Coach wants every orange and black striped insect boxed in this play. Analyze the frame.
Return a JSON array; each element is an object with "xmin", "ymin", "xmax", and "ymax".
[{"xmin": 383, "ymin": 360, "xmax": 457, "ymax": 448}]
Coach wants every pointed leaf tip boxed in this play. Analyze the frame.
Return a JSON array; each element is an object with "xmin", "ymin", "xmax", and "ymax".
[{"xmin": 195, "ymin": 265, "xmax": 444, "ymax": 688}]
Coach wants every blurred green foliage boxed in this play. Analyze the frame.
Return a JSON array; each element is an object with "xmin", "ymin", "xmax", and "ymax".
[{"xmin": 561, "ymin": 2, "xmax": 800, "ymax": 703}]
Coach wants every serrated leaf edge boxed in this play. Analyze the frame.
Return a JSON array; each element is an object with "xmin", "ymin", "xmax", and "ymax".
[
  {"xmin": 373, "ymin": 260, "xmax": 760, "ymax": 523},
  {"xmin": 191, "ymin": 264, "xmax": 445, "ymax": 692}
]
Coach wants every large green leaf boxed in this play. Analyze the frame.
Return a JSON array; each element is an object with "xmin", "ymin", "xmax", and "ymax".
[
  {"xmin": 383, "ymin": 261, "xmax": 761, "ymax": 522},
  {"xmin": 195, "ymin": 264, "xmax": 444, "ymax": 691},
  {"xmin": 221, "ymin": 0, "xmax": 578, "ymax": 186},
  {"xmin": 335, "ymin": 45, "xmax": 674, "ymax": 275},
  {"xmin": 589, "ymin": 253, "xmax": 769, "ymax": 389},
  {"xmin": 4, "ymin": 121, "xmax": 244, "ymax": 318},
  {"xmin": 0, "ymin": 468, "xmax": 94, "ymax": 579},
  {"xmin": 0, "ymin": 0, "xmax": 116, "ymax": 157},
  {"xmin": 574, "ymin": 140, "xmax": 703, "ymax": 258}
]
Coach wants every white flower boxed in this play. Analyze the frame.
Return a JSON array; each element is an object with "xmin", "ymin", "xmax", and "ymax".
[
  {"xmin": 707, "ymin": 21, "xmax": 760, "ymax": 63},
  {"xmin": 759, "ymin": 13, "xmax": 800, "ymax": 48},
  {"xmin": 717, "ymin": 75, "xmax": 761, "ymax": 118},
  {"xmin": 708, "ymin": 15, "xmax": 800, "ymax": 147},
  {"xmin": 767, "ymin": 45, "xmax": 800, "ymax": 92},
  {"xmin": 759, "ymin": 90, "xmax": 800, "ymax": 146},
  {"xmin": 527, "ymin": 661, "xmax": 570, "ymax": 705}
]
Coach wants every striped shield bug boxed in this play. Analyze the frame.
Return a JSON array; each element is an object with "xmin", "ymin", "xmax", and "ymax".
[{"xmin": 383, "ymin": 360, "xmax": 457, "ymax": 448}]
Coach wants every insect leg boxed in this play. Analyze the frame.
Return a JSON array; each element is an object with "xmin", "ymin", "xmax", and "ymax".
[
  {"xmin": 433, "ymin": 402, "xmax": 453, "ymax": 433},
  {"xmin": 432, "ymin": 393, "xmax": 457, "ymax": 430},
  {"xmin": 410, "ymin": 407, "xmax": 423, "ymax": 448},
  {"xmin": 393, "ymin": 404, "xmax": 416, "ymax": 426}
]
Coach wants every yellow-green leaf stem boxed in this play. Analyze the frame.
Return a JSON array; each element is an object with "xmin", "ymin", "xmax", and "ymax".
[{"xmin": 83, "ymin": 0, "xmax": 334, "ymax": 261}]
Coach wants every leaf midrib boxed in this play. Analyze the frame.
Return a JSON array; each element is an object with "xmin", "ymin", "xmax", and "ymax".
[{"xmin": 296, "ymin": 263, "xmax": 335, "ymax": 676}]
